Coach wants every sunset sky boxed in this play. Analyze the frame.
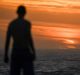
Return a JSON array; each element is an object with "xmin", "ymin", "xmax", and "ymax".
[{"xmin": 0, "ymin": 0, "xmax": 80, "ymax": 50}]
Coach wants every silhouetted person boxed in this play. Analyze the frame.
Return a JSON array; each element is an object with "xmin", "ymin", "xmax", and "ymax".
[{"xmin": 4, "ymin": 5, "xmax": 36, "ymax": 75}]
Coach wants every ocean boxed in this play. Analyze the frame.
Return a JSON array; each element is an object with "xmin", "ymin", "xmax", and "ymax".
[{"xmin": 0, "ymin": 49, "xmax": 80, "ymax": 75}]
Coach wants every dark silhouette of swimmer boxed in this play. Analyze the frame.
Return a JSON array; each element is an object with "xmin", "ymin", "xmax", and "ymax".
[{"xmin": 4, "ymin": 5, "xmax": 36, "ymax": 75}]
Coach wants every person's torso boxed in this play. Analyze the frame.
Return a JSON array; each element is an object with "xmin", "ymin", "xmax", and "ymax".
[{"xmin": 11, "ymin": 18, "xmax": 31, "ymax": 49}]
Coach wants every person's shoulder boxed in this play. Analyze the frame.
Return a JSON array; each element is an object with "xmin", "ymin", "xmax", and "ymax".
[
  {"xmin": 24, "ymin": 19, "xmax": 31, "ymax": 25},
  {"xmin": 9, "ymin": 19, "xmax": 17, "ymax": 25},
  {"xmin": 8, "ymin": 19, "xmax": 18, "ymax": 29}
]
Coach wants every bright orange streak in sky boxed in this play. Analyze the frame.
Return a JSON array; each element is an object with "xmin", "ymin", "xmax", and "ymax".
[
  {"xmin": 33, "ymin": 25, "xmax": 80, "ymax": 40},
  {"xmin": 32, "ymin": 25, "xmax": 80, "ymax": 49},
  {"xmin": 64, "ymin": 39, "xmax": 75, "ymax": 44}
]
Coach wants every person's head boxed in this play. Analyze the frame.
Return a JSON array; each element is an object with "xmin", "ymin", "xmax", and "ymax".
[{"xmin": 17, "ymin": 5, "xmax": 26, "ymax": 18}]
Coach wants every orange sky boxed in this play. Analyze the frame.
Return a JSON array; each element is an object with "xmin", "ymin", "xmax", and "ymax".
[
  {"xmin": 0, "ymin": 0, "xmax": 80, "ymax": 49},
  {"xmin": 1, "ymin": 0, "xmax": 80, "ymax": 8}
]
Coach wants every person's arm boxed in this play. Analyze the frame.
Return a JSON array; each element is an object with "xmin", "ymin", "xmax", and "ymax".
[
  {"xmin": 29, "ymin": 23, "xmax": 36, "ymax": 61},
  {"xmin": 4, "ymin": 24, "xmax": 12, "ymax": 63},
  {"xmin": 29, "ymin": 32, "xmax": 35, "ymax": 54}
]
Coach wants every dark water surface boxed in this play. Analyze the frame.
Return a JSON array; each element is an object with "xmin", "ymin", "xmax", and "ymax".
[{"xmin": 0, "ymin": 49, "xmax": 80, "ymax": 75}]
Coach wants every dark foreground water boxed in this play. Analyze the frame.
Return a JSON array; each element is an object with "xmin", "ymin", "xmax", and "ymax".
[{"xmin": 0, "ymin": 49, "xmax": 80, "ymax": 75}]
